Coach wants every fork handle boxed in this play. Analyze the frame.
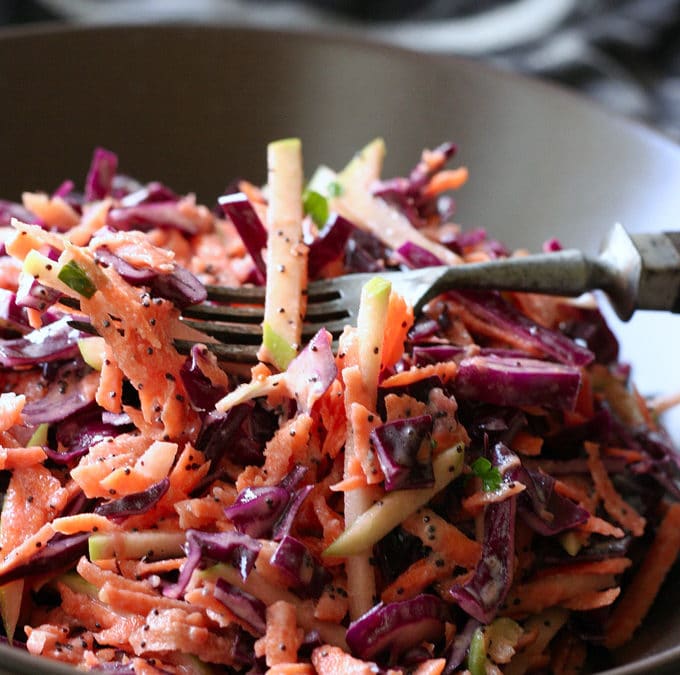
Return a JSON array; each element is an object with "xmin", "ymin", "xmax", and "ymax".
[
  {"xmin": 419, "ymin": 249, "xmax": 608, "ymax": 308},
  {"xmin": 419, "ymin": 224, "xmax": 680, "ymax": 321},
  {"xmin": 625, "ymin": 230, "xmax": 680, "ymax": 316}
]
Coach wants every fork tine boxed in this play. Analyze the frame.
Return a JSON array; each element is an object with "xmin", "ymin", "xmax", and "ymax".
[
  {"xmin": 180, "ymin": 318, "xmax": 262, "ymax": 342},
  {"xmin": 303, "ymin": 297, "xmax": 352, "ymax": 321},
  {"xmin": 303, "ymin": 317, "xmax": 353, "ymax": 337},
  {"xmin": 205, "ymin": 284, "xmax": 265, "ymax": 303},
  {"xmin": 181, "ymin": 303, "xmax": 264, "ymax": 323},
  {"xmin": 174, "ymin": 339, "xmax": 259, "ymax": 364}
]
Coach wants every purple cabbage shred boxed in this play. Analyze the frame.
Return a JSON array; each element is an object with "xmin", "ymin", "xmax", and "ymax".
[
  {"xmin": 371, "ymin": 414, "xmax": 435, "ymax": 491},
  {"xmin": 179, "ymin": 344, "xmax": 229, "ymax": 411},
  {"xmin": 346, "ymin": 593, "xmax": 449, "ymax": 663},
  {"xmin": 85, "ymin": 147, "xmax": 118, "ymax": 202},
  {"xmin": 269, "ymin": 535, "xmax": 331, "ymax": 598},
  {"xmin": 218, "ymin": 193, "xmax": 267, "ymax": 283},
  {"xmin": 214, "ymin": 578, "xmax": 267, "ymax": 635},
  {"xmin": 284, "ymin": 329, "xmax": 337, "ymax": 414},
  {"xmin": 95, "ymin": 478, "xmax": 170, "ymax": 520}
]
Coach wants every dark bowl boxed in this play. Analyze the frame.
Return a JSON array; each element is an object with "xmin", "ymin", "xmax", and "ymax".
[{"xmin": 0, "ymin": 22, "xmax": 679, "ymax": 675}]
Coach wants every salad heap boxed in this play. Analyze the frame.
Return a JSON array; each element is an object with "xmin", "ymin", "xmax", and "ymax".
[{"xmin": 0, "ymin": 139, "xmax": 677, "ymax": 675}]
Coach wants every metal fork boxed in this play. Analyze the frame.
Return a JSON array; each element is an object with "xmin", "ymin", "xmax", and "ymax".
[{"xmin": 175, "ymin": 224, "xmax": 680, "ymax": 363}]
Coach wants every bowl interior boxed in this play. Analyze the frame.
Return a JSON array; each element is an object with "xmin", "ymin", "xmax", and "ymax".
[{"xmin": 0, "ymin": 23, "xmax": 680, "ymax": 675}]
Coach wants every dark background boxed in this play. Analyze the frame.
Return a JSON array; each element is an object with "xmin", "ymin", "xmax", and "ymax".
[{"xmin": 1, "ymin": 0, "xmax": 679, "ymax": 141}]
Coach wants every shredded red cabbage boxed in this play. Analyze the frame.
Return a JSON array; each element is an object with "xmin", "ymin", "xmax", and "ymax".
[
  {"xmin": 284, "ymin": 328, "xmax": 337, "ymax": 414},
  {"xmin": 346, "ymin": 594, "xmax": 449, "ymax": 663},
  {"xmin": 225, "ymin": 466, "xmax": 310, "ymax": 541},
  {"xmin": 85, "ymin": 147, "xmax": 118, "ymax": 202},
  {"xmin": 371, "ymin": 414, "xmax": 435, "ymax": 491},
  {"xmin": 22, "ymin": 361, "xmax": 96, "ymax": 425},
  {"xmin": 0, "ymin": 200, "xmax": 41, "ymax": 228},
  {"xmin": 453, "ymin": 355, "xmax": 582, "ymax": 411},
  {"xmin": 94, "ymin": 247, "xmax": 206, "ymax": 307},
  {"xmin": 179, "ymin": 344, "xmax": 228, "ymax": 411},
  {"xmin": 0, "ymin": 533, "xmax": 89, "ymax": 587},
  {"xmin": 269, "ymin": 535, "xmax": 331, "ymax": 598},
  {"xmin": 106, "ymin": 202, "xmax": 198, "ymax": 235},
  {"xmin": 307, "ymin": 214, "xmax": 356, "ymax": 279},
  {"xmin": 15, "ymin": 273, "xmax": 62, "ymax": 313},
  {"xmin": 94, "ymin": 478, "xmax": 170, "ymax": 520},
  {"xmin": 449, "ymin": 290, "xmax": 594, "ymax": 366},
  {"xmin": 165, "ymin": 529, "xmax": 262, "ymax": 600},
  {"xmin": 0, "ymin": 315, "xmax": 83, "ymax": 368},
  {"xmin": 214, "ymin": 578, "xmax": 266, "ymax": 636},
  {"xmin": 218, "ymin": 193, "xmax": 267, "ymax": 283}
]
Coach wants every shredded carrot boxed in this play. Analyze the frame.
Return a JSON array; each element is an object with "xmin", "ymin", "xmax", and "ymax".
[
  {"xmin": 603, "ymin": 446, "xmax": 647, "ymax": 464},
  {"xmin": 22, "ymin": 192, "xmax": 80, "ymax": 231},
  {"xmin": 314, "ymin": 581, "xmax": 349, "ymax": 623},
  {"xmin": 0, "ymin": 392, "xmax": 26, "ymax": 432},
  {"xmin": 25, "ymin": 306, "xmax": 43, "ymax": 329},
  {"xmin": 255, "ymin": 600, "xmax": 303, "ymax": 667},
  {"xmin": 0, "ymin": 523, "xmax": 56, "ymax": 577},
  {"xmin": 382, "ymin": 557, "xmax": 449, "ymax": 603},
  {"xmin": 411, "ymin": 660, "xmax": 447, "ymax": 675},
  {"xmin": 422, "ymin": 167, "xmax": 469, "ymax": 199},
  {"xmin": 402, "ymin": 508, "xmax": 481, "ymax": 569},
  {"xmin": 578, "ymin": 515, "xmax": 625, "ymax": 538},
  {"xmin": 553, "ymin": 476, "xmax": 596, "ymax": 510},
  {"xmin": 329, "ymin": 474, "xmax": 368, "ymax": 492},
  {"xmin": 242, "ymin": 414, "xmax": 314, "ymax": 488},
  {"xmin": 100, "ymin": 440, "xmax": 177, "ymax": 496},
  {"xmin": 632, "ymin": 382, "xmax": 657, "ymax": 431},
  {"xmin": 605, "ymin": 502, "xmax": 680, "ymax": 648},
  {"xmin": 318, "ymin": 379, "xmax": 347, "ymax": 459},
  {"xmin": 574, "ymin": 369, "xmax": 595, "ymax": 418},
  {"xmin": 312, "ymin": 645, "xmax": 379, "ymax": 675},
  {"xmin": 585, "ymin": 441, "xmax": 646, "ymax": 536},
  {"xmin": 349, "ymin": 402, "xmax": 382, "ymax": 484},
  {"xmin": 96, "ymin": 557, "xmax": 185, "ymax": 579},
  {"xmin": 533, "ymin": 557, "xmax": 631, "ymax": 579},
  {"xmin": 649, "ymin": 389, "xmax": 680, "ymax": 415},
  {"xmin": 380, "ymin": 291, "xmax": 414, "ymax": 371},
  {"xmin": 175, "ymin": 494, "xmax": 229, "ymax": 530},
  {"xmin": 51, "ymin": 513, "xmax": 118, "ymax": 535},
  {"xmin": 0, "ymin": 445, "xmax": 47, "ymax": 470},
  {"xmin": 237, "ymin": 179, "xmax": 267, "ymax": 205},
  {"xmin": 67, "ymin": 198, "xmax": 112, "ymax": 246},
  {"xmin": 462, "ymin": 480, "xmax": 526, "ymax": 513},
  {"xmin": 57, "ymin": 582, "xmax": 122, "ymax": 635},
  {"xmin": 380, "ymin": 361, "xmax": 458, "ymax": 388},
  {"xmin": 383, "ymin": 508, "xmax": 481, "ymax": 602},
  {"xmin": 511, "ymin": 430, "xmax": 544, "ymax": 456},
  {"xmin": 312, "ymin": 492, "xmax": 345, "ymax": 551},
  {"xmin": 0, "ymin": 463, "xmax": 68, "ymax": 575},
  {"xmin": 504, "ymin": 572, "xmax": 619, "ymax": 616},
  {"xmin": 25, "ymin": 623, "xmax": 94, "ymax": 664},
  {"xmin": 95, "ymin": 343, "xmax": 124, "ymax": 413},
  {"xmin": 266, "ymin": 664, "xmax": 316, "ymax": 675},
  {"xmin": 561, "ymin": 587, "xmax": 621, "ymax": 611}
]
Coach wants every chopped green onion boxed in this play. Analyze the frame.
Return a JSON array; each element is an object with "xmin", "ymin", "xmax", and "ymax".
[
  {"xmin": 27, "ymin": 423, "xmax": 49, "ymax": 447},
  {"xmin": 467, "ymin": 627, "xmax": 488, "ymax": 675},
  {"xmin": 57, "ymin": 260, "xmax": 96, "ymax": 299},
  {"xmin": 327, "ymin": 180, "xmax": 344, "ymax": 198},
  {"xmin": 302, "ymin": 189, "xmax": 329, "ymax": 227},
  {"xmin": 471, "ymin": 456, "xmax": 502, "ymax": 492}
]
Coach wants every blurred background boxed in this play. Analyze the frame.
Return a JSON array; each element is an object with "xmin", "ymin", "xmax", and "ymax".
[{"xmin": 1, "ymin": 0, "xmax": 679, "ymax": 142}]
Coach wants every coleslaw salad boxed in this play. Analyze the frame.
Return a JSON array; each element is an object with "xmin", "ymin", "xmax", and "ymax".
[{"xmin": 0, "ymin": 139, "xmax": 676, "ymax": 673}]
